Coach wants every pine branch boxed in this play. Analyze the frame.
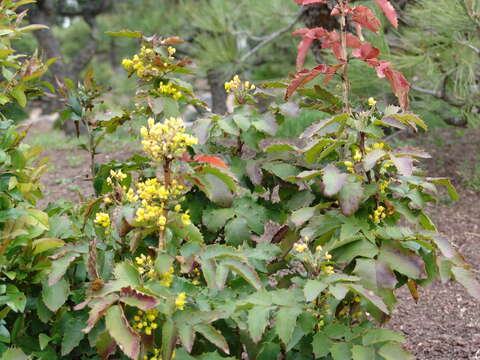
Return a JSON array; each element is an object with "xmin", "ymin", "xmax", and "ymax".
[{"xmin": 239, "ymin": 8, "xmax": 303, "ymax": 63}]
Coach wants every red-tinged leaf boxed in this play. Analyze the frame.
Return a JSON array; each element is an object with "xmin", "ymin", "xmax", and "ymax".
[
  {"xmin": 285, "ymin": 65, "xmax": 327, "ymax": 99},
  {"xmin": 390, "ymin": 155, "xmax": 413, "ymax": 176},
  {"xmin": 194, "ymin": 154, "xmax": 228, "ymax": 169},
  {"xmin": 293, "ymin": 0, "xmax": 327, "ymax": 5},
  {"xmin": 370, "ymin": 60, "xmax": 410, "ymax": 111},
  {"xmin": 322, "ymin": 31, "xmax": 362, "ymax": 60},
  {"xmin": 352, "ymin": 6, "xmax": 381, "ymax": 33},
  {"xmin": 96, "ymin": 331, "xmax": 117, "ymax": 360},
  {"xmin": 407, "ymin": 279, "xmax": 419, "ymax": 302},
  {"xmin": 374, "ymin": 0, "xmax": 398, "ymax": 28},
  {"xmin": 160, "ymin": 36, "xmax": 185, "ymax": 45},
  {"xmin": 346, "ymin": 33, "xmax": 363, "ymax": 48},
  {"xmin": 84, "ymin": 295, "xmax": 119, "ymax": 333},
  {"xmin": 296, "ymin": 36, "xmax": 314, "ymax": 71},
  {"xmin": 293, "ymin": 27, "xmax": 328, "ymax": 70},
  {"xmin": 105, "ymin": 305, "xmax": 141, "ymax": 359},
  {"xmin": 352, "ymin": 43, "xmax": 380, "ymax": 60},
  {"xmin": 384, "ymin": 67, "xmax": 410, "ymax": 111},
  {"xmin": 119, "ymin": 287, "xmax": 158, "ymax": 310}
]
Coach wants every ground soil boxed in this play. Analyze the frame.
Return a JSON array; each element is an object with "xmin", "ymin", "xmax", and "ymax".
[{"xmin": 28, "ymin": 120, "xmax": 480, "ymax": 360}]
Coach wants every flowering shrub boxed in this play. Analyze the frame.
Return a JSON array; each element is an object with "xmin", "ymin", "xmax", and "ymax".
[{"xmin": 2, "ymin": 1, "xmax": 480, "ymax": 360}]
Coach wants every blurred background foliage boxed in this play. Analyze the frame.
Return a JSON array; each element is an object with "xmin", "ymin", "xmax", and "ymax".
[{"xmin": 15, "ymin": 0, "xmax": 480, "ymax": 129}]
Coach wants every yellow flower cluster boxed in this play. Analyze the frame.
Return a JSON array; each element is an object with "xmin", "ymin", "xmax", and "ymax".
[
  {"xmin": 94, "ymin": 212, "xmax": 110, "ymax": 227},
  {"xmin": 368, "ymin": 97, "xmax": 377, "ymax": 107},
  {"xmin": 224, "ymin": 75, "xmax": 256, "ymax": 93},
  {"xmin": 369, "ymin": 205, "xmax": 386, "ymax": 223},
  {"xmin": 379, "ymin": 179, "xmax": 390, "ymax": 193},
  {"xmin": 344, "ymin": 161, "xmax": 355, "ymax": 174},
  {"xmin": 293, "ymin": 242, "xmax": 308, "ymax": 253},
  {"xmin": 135, "ymin": 254, "xmax": 156, "ymax": 279},
  {"xmin": 323, "ymin": 265, "xmax": 335, "ymax": 275},
  {"xmin": 131, "ymin": 177, "xmax": 188, "ymax": 230},
  {"xmin": 365, "ymin": 142, "xmax": 385, "ymax": 153},
  {"xmin": 122, "ymin": 46, "xmax": 175, "ymax": 79},
  {"xmin": 175, "ymin": 292, "xmax": 187, "ymax": 311},
  {"xmin": 140, "ymin": 117, "xmax": 198, "ymax": 161},
  {"xmin": 133, "ymin": 309, "xmax": 159, "ymax": 335},
  {"xmin": 159, "ymin": 81, "xmax": 182, "ymax": 100},
  {"xmin": 160, "ymin": 266, "xmax": 174, "ymax": 287},
  {"xmin": 353, "ymin": 149, "xmax": 362, "ymax": 162},
  {"xmin": 110, "ymin": 169, "xmax": 127, "ymax": 181}
]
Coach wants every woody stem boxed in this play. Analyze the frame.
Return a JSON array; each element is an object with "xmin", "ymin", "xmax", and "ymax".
[{"xmin": 339, "ymin": 0, "xmax": 350, "ymax": 114}]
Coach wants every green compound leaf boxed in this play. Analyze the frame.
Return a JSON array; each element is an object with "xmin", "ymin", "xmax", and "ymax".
[
  {"xmin": 275, "ymin": 306, "xmax": 302, "ymax": 345},
  {"xmin": 42, "ymin": 278, "xmax": 69, "ymax": 312},
  {"xmin": 248, "ymin": 305, "xmax": 272, "ymax": 343},
  {"xmin": 194, "ymin": 324, "xmax": 230, "ymax": 355}
]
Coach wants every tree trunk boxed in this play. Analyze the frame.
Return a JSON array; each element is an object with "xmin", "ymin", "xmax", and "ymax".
[
  {"xmin": 207, "ymin": 69, "xmax": 228, "ymax": 115},
  {"xmin": 28, "ymin": 4, "xmax": 68, "ymax": 83}
]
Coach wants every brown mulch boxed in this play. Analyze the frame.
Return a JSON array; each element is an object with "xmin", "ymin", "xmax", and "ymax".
[{"xmin": 31, "ymin": 123, "xmax": 480, "ymax": 359}]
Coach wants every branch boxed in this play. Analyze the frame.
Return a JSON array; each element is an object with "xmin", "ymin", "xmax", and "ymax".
[
  {"xmin": 239, "ymin": 8, "xmax": 303, "ymax": 64},
  {"xmin": 411, "ymin": 76, "xmax": 465, "ymax": 108},
  {"xmin": 457, "ymin": 40, "xmax": 480, "ymax": 55}
]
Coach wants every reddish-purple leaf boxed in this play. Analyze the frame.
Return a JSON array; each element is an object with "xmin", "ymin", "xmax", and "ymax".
[
  {"xmin": 194, "ymin": 154, "xmax": 228, "ymax": 169},
  {"xmin": 374, "ymin": 0, "xmax": 398, "ymax": 28},
  {"xmin": 285, "ymin": 65, "xmax": 327, "ymax": 99},
  {"xmin": 352, "ymin": 43, "xmax": 380, "ymax": 60},
  {"xmin": 96, "ymin": 331, "xmax": 117, "ymax": 360},
  {"xmin": 293, "ymin": 27, "xmax": 328, "ymax": 70},
  {"xmin": 321, "ymin": 31, "xmax": 362, "ymax": 60},
  {"xmin": 84, "ymin": 295, "xmax": 119, "ymax": 333},
  {"xmin": 119, "ymin": 287, "xmax": 159, "ymax": 311},
  {"xmin": 384, "ymin": 68, "xmax": 410, "ymax": 111},
  {"xmin": 352, "ymin": 6, "xmax": 382, "ymax": 33}
]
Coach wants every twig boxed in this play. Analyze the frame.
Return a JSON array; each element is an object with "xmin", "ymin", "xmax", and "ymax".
[
  {"xmin": 384, "ymin": 129, "xmax": 408, "ymax": 141},
  {"xmin": 457, "ymin": 40, "xmax": 480, "ymax": 55},
  {"xmin": 411, "ymin": 75, "xmax": 465, "ymax": 108},
  {"xmin": 239, "ymin": 9, "xmax": 303, "ymax": 63}
]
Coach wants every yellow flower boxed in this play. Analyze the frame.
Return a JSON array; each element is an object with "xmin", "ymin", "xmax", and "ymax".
[
  {"xmin": 122, "ymin": 59, "xmax": 133, "ymax": 70},
  {"xmin": 324, "ymin": 252, "xmax": 332, "ymax": 261},
  {"xmin": 323, "ymin": 265, "xmax": 334, "ymax": 275},
  {"xmin": 174, "ymin": 204, "xmax": 182, "ymax": 212},
  {"xmin": 181, "ymin": 211, "xmax": 191, "ymax": 226},
  {"xmin": 94, "ymin": 212, "xmax": 110, "ymax": 227},
  {"xmin": 368, "ymin": 97, "xmax": 377, "ymax": 107},
  {"xmin": 344, "ymin": 161, "xmax": 354, "ymax": 167},
  {"xmin": 141, "ymin": 117, "xmax": 198, "ymax": 161},
  {"xmin": 293, "ymin": 243, "xmax": 308, "ymax": 253},
  {"xmin": 175, "ymin": 292, "xmax": 187, "ymax": 310},
  {"xmin": 160, "ymin": 267, "xmax": 174, "ymax": 287},
  {"xmin": 315, "ymin": 245, "xmax": 323, "ymax": 253},
  {"xmin": 168, "ymin": 46, "xmax": 176, "ymax": 56},
  {"xmin": 353, "ymin": 149, "xmax": 362, "ymax": 162}
]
